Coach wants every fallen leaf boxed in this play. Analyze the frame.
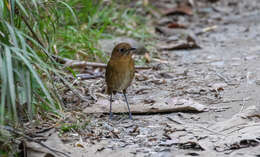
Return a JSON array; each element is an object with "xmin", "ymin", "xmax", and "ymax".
[
  {"xmin": 178, "ymin": 141, "xmax": 205, "ymax": 150},
  {"xmin": 196, "ymin": 25, "xmax": 218, "ymax": 35},
  {"xmin": 144, "ymin": 52, "xmax": 151, "ymax": 63},
  {"xmin": 159, "ymin": 139, "xmax": 178, "ymax": 146},
  {"xmin": 135, "ymin": 87, "xmax": 150, "ymax": 94},
  {"xmin": 75, "ymin": 142, "xmax": 84, "ymax": 148},
  {"xmin": 96, "ymin": 147, "xmax": 105, "ymax": 152},
  {"xmin": 150, "ymin": 79, "xmax": 166, "ymax": 85},
  {"xmin": 210, "ymin": 82, "xmax": 227, "ymax": 92},
  {"xmin": 162, "ymin": 3, "xmax": 193, "ymax": 16},
  {"xmin": 135, "ymin": 73, "xmax": 149, "ymax": 81},
  {"xmin": 168, "ymin": 22, "xmax": 187, "ymax": 29},
  {"xmin": 157, "ymin": 35, "xmax": 200, "ymax": 50}
]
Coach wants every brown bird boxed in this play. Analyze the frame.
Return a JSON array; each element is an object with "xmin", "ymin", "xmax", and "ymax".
[{"xmin": 105, "ymin": 43, "xmax": 136, "ymax": 119}]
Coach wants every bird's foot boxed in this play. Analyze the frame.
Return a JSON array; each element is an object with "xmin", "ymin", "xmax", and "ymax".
[
  {"xmin": 109, "ymin": 113, "xmax": 113, "ymax": 120},
  {"xmin": 129, "ymin": 113, "xmax": 133, "ymax": 120}
]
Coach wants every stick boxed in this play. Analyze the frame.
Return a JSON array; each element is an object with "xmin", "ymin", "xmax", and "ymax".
[
  {"xmin": 76, "ymin": 73, "xmax": 103, "ymax": 79},
  {"xmin": 65, "ymin": 61, "xmax": 106, "ymax": 68},
  {"xmin": 65, "ymin": 61, "xmax": 151, "ymax": 69},
  {"xmin": 52, "ymin": 55, "xmax": 152, "ymax": 69}
]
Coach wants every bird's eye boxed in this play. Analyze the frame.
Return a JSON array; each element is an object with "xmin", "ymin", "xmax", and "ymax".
[{"xmin": 119, "ymin": 48, "xmax": 125, "ymax": 53}]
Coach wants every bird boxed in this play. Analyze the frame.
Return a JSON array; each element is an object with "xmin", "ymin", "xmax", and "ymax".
[{"xmin": 105, "ymin": 43, "xmax": 136, "ymax": 120}]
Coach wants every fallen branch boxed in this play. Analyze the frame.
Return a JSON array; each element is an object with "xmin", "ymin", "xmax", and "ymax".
[
  {"xmin": 65, "ymin": 60, "xmax": 152, "ymax": 70},
  {"xmin": 76, "ymin": 73, "xmax": 103, "ymax": 79},
  {"xmin": 65, "ymin": 61, "xmax": 106, "ymax": 68},
  {"xmin": 52, "ymin": 55, "xmax": 151, "ymax": 69}
]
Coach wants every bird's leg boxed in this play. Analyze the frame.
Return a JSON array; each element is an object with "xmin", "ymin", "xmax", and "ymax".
[
  {"xmin": 109, "ymin": 93, "xmax": 113, "ymax": 119},
  {"xmin": 123, "ymin": 90, "xmax": 133, "ymax": 120}
]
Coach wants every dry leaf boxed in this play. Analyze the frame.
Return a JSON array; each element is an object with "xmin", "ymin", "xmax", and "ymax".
[
  {"xmin": 162, "ymin": 3, "xmax": 193, "ymax": 16},
  {"xmin": 168, "ymin": 22, "xmax": 187, "ymax": 29},
  {"xmin": 157, "ymin": 35, "xmax": 200, "ymax": 50},
  {"xmin": 144, "ymin": 52, "xmax": 151, "ymax": 63}
]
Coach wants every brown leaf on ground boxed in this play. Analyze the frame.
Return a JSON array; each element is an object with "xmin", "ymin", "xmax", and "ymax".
[
  {"xmin": 168, "ymin": 22, "xmax": 187, "ymax": 29},
  {"xmin": 162, "ymin": 3, "xmax": 193, "ymax": 16},
  {"xmin": 144, "ymin": 52, "xmax": 151, "ymax": 63},
  {"xmin": 157, "ymin": 35, "xmax": 200, "ymax": 50},
  {"xmin": 210, "ymin": 82, "xmax": 227, "ymax": 92}
]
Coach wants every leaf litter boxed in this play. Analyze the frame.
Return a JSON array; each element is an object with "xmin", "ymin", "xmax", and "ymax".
[{"xmin": 18, "ymin": 0, "xmax": 260, "ymax": 156}]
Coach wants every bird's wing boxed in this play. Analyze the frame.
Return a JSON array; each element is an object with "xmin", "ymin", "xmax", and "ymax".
[{"xmin": 105, "ymin": 60, "xmax": 114, "ymax": 94}]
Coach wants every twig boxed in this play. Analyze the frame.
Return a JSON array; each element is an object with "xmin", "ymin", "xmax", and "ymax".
[
  {"xmin": 52, "ymin": 55, "xmax": 152, "ymax": 70},
  {"xmin": 0, "ymin": 125, "xmax": 70, "ymax": 157},
  {"xmin": 65, "ymin": 61, "xmax": 152, "ymax": 69},
  {"xmin": 52, "ymin": 55, "xmax": 71, "ymax": 64},
  {"xmin": 65, "ymin": 61, "xmax": 106, "ymax": 68},
  {"xmin": 65, "ymin": 60, "xmax": 152, "ymax": 70},
  {"xmin": 136, "ymin": 66, "xmax": 153, "ymax": 70},
  {"xmin": 166, "ymin": 116, "xmax": 183, "ymax": 124},
  {"xmin": 193, "ymin": 125, "xmax": 226, "ymax": 137},
  {"xmin": 211, "ymin": 98, "xmax": 251, "ymax": 104},
  {"xmin": 215, "ymin": 72, "xmax": 229, "ymax": 84},
  {"xmin": 76, "ymin": 73, "xmax": 103, "ymax": 79},
  {"xmin": 239, "ymin": 98, "xmax": 247, "ymax": 113},
  {"xmin": 226, "ymin": 122, "xmax": 260, "ymax": 135}
]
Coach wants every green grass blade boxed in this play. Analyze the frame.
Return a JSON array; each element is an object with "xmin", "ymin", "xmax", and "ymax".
[
  {"xmin": 5, "ymin": 22, "xmax": 18, "ymax": 47},
  {"xmin": 15, "ymin": 0, "xmax": 28, "ymax": 17},
  {"xmin": 5, "ymin": 46, "xmax": 17, "ymax": 122},
  {"xmin": 10, "ymin": 0, "xmax": 15, "ymax": 25},
  {"xmin": 58, "ymin": 1, "xmax": 78, "ymax": 25},
  {"xmin": 10, "ymin": 47, "xmax": 56, "ymax": 110},
  {"xmin": 0, "ymin": 54, "xmax": 7, "ymax": 124},
  {"xmin": 25, "ymin": 70, "xmax": 32, "ymax": 119},
  {"xmin": 31, "ymin": 0, "xmax": 38, "ymax": 13},
  {"xmin": 0, "ymin": 0, "xmax": 3, "ymax": 18},
  {"xmin": 17, "ymin": 32, "xmax": 26, "ymax": 50}
]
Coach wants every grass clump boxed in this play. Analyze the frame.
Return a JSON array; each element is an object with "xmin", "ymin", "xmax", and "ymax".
[
  {"xmin": 0, "ymin": 0, "xmax": 152, "ymax": 155},
  {"xmin": 55, "ymin": 0, "xmax": 152, "ymax": 62}
]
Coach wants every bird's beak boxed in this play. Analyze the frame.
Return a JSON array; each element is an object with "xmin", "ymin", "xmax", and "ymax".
[
  {"xmin": 126, "ymin": 48, "xmax": 136, "ymax": 55},
  {"xmin": 129, "ymin": 48, "xmax": 136, "ymax": 51}
]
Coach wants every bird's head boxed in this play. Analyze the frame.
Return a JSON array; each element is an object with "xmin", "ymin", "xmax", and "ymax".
[{"xmin": 111, "ymin": 43, "xmax": 136, "ymax": 58}]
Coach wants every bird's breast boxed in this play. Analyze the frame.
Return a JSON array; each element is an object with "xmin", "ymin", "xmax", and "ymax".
[{"xmin": 105, "ymin": 58, "xmax": 134, "ymax": 93}]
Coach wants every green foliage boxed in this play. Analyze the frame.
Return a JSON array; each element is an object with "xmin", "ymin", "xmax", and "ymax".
[
  {"xmin": 0, "ymin": 0, "xmax": 68, "ymax": 125},
  {"xmin": 55, "ymin": 0, "xmax": 151, "ymax": 62},
  {"xmin": 60, "ymin": 123, "xmax": 79, "ymax": 133},
  {"xmin": 59, "ymin": 120, "xmax": 89, "ymax": 133},
  {"xmin": 0, "ymin": 0, "xmax": 152, "ymax": 121},
  {"xmin": 0, "ymin": 128, "xmax": 16, "ymax": 156}
]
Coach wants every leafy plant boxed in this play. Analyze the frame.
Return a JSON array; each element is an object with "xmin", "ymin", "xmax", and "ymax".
[
  {"xmin": 55, "ymin": 0, "xmax": 152, "ymax": 62},
  {"xmin": 0, "ymin": 0, "xmax": 77, "ymax": 124}
]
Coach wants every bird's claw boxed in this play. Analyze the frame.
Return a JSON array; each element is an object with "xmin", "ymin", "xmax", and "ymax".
[
  {"xmin": 109, "ymin": 113, "xmax": 113, "ymax": 120},
  {"xmin": 129, "ymin": 114, "xmax": 133, "ymax": 120}
]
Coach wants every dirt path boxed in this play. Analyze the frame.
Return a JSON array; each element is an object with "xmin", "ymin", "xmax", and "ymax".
[{"xmin": 27, "ymin": 1, "xmax": 260, "ymax": 157}]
